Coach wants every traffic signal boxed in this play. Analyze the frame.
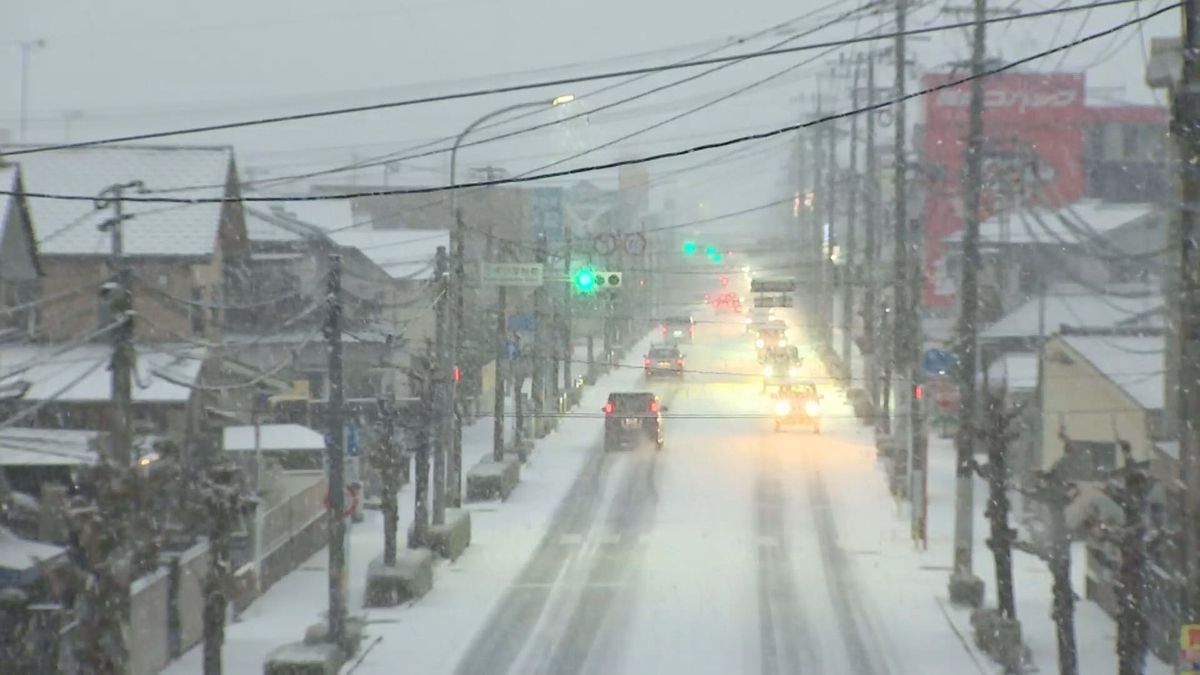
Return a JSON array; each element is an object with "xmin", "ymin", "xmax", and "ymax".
[
  {"xmin": 705, "ymin": 245, "xmax": 717, "ymax": 256},
  {"xmin": 572, "ymin": 266, "xmax": 598, "ymax": 294},
  {"xmin": 683, "ymin": 241, "xmax": 697, "ymax": 256},
  {"xmin": 593, "ymin": 271, "xmax": 622, "ymax": 289}
]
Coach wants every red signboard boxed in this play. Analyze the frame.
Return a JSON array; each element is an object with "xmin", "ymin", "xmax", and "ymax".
[{"xmin": 919, "ymin": 72, "xmax": 1086, "ymax": 309}]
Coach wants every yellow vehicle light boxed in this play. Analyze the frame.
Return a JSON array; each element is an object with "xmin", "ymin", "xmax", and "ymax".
[
  {"xmin": 774, "ymin": 399, "xmax": 792, "ymax": 416},
  {"xmin": 755, "ymin": 338, "xmax": 765, "ymax": 348},
  {"xmin": 764, "ymin": 365, "xmax": 774, "ymax": 377},
  {"xmin": 804, "ymin": 400, "xmax": 820, "ymax": 417},
  {"xmin": 788, "ymin": 366, "xmax": 800, "ymax": 377}
]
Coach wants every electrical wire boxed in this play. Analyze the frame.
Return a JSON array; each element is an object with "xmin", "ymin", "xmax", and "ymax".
[
  {"xmin": 0, "ymin": 359, "xmax": 108, "ymax": 431},
  {"xmin": 0, "ymin": 281, "xmax": 100, "ymax": 317},
  {"xmin": 150, "ymin": 326, "xmax": 323, "ymax": 392},
  {"xmin": 0, "ymin": 320, "xmax": 123, "ymax": 382},
  {"xmin": 130, "ymin": 271, "xmax": 329, "ymax": 310},
  {"xmin": 1, "ymin": 0, "xmax": 1154, "ymax": 160}
]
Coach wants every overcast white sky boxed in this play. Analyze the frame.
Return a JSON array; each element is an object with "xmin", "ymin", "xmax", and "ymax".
[{"xmin": 0, "ymin": 0, "xmax": 1178, "ymax": 233}]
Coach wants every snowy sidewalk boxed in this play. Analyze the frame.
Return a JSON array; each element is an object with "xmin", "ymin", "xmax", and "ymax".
[{"xmin": 163, "ymin": 335, "xmax": 655, "ymax": 674}]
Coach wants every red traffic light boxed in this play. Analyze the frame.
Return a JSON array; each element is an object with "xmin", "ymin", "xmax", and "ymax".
[
  {"xmin": 453, "ymin": 366, "xmax": 461, "ymax": 382},
  {"xmin": 720, "ymin": 276, "xmax": 729, "ymax": 287},
  {"xmin": 913, "ymin": 385, "xmax": 923, "ymax": 401}
]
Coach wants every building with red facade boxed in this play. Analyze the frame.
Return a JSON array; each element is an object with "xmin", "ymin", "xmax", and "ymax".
[{"xmin": 918, "ymin": 70, "xmax": 1167, "ymax": 311}]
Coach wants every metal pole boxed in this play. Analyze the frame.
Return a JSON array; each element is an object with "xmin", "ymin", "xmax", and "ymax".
[
  {"xmin": 17, "ymin": 40, "xmax": 44, "ymax": 143},
  {"xmin": 253, "ymin": 404, "xmax": 263, "ymax": 595},
  {"xmin": 1174, "ymin": 0, "xmax": 1200, "ymax": 626},
  {"xmin": 826, "ymin": 115, "xmax": 839, "ymax": 351},
  {"xmin": 432, "ymin": 247, "xmax": 448, "ymax": 526},
  {"xmin": 948, "ymin": 0, "xmax": 988, "ymax": 605},
  {"xmin": 891, "ymin": 0, "xmax": 911, "ymax": 472},
  {"xmin": 531, "ymin": 234, "xmax": 548, "ymax": 437},
  {"xmin": 323, "ymin": 250, "xmax": 348, "ymax": 650},
  {"xmin": 411, "ymin": 345, "xmax": 432, "ymax": 548},
  {"xmin": 562, "ymin": 227, "xmax": 574, "ymax": 395}
]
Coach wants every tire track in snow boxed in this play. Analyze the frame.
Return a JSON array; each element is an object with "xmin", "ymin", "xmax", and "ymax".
[
  {"xmin": 454, "ymin": 384, "xmax": 677, "ymax": 675},
  {"xmin": 805, "ymin": 457, "xmax": 890, "ymax": 675},
  {"xmin": 755, "ymin": 443, "xmax": 816, "ymax": 674}
]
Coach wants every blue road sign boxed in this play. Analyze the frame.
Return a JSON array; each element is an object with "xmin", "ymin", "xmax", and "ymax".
[
  {"xmin": 922, "ymin": 348, "xmax": 954, "ymax": 376},
  {"xmin": 346, "ymin": 426, "xmax": 360, "ymax": 457},
  {"xmin": 505, "ymin": 338, "xmax": 521, "ymax": 361},
  {"xmin": 507, "ymin": 313, "xmax": 536, "ymax": 333}
]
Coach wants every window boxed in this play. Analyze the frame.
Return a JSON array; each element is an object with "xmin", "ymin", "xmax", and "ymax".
[
  {"xmin": 191, "ymin": 288, "xmax": 206, "ymax": 335},
  {"xmin": 1062, "ymin": 440, "xmax": 1118, "ymax": 481}
]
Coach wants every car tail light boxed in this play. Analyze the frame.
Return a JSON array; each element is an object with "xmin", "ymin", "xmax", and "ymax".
[
  {"xmin": 603, "ymin": 402, "xmax": 615, "ymax": 415},
  {"xmin": 644, "ymin": 357, "xmax": 651, "ymax": 366},
  {"xmin": 676, "ymin": 358, "xmax": 684, "ymax": 366},
  {"xmin": 661, "ymin": 324, "xmax": 668, "ymax": 334},
  {"xmin": 649, "ymin": 400, "xmax": 660, "ymax": 413}
]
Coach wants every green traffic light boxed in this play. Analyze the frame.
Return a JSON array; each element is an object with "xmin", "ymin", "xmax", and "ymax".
[
  {"xmin": 573, "ymin": 267, "xmax": 597, "ymax": 293},
  {"xmin": 711, "ymin": 253, "xmax": 722, "ymax": 262},
  {"xmin": 683, "ymin": 241, "xmax": 697, "ymax": 255},
  {"xmin": 705, "ymin": 245, "xmax": 717, "ymax": 256}
]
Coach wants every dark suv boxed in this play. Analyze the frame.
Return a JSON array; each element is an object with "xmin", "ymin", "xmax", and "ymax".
[
  {"xmin": 603, "ymin": 392, "xmax": 666, "ymax": 451},
  {"xmin": 661, "ymin": 316, "xmax": 695, "ymax": 344},
  {"xmin": 644, "ymin": 344, "xmax": 685, "ymax": 379}
]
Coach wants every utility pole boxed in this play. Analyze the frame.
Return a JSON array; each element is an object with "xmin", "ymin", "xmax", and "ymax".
[
  {"xmin": 531, "ymin": 233, "xmax": 548, "ymax": 437},
  {"xmin": 80, "ymin": 180, "xmax": 143, "ymax": 674},
  {"xmin": 826, "ymin": 113, "xmax": 840, "ymax": 352},
  {"xmin": 371, "ymin": 399, "xmax": 401, "ymax": 566},
  {"xmin": 890, "ymin": 0, "xmax": 911, "ymax": 486},
  {"xmin": 949, "ymin": 0, "xmax": 989, "ymax": 607},
  {"xmin": 449, "ymin": 210, "xmax": 466, "ymax": 509},
  {"xmin": 863, "ymin": 53, "xmax": 881, "ymax": 419},
  {"xmin": 841, "ymin": 57, "xmax": 862, "ymax": 385},
  {"xmin": 977, "ymin": 382, "xmax": 1020, "ymax": 673},
  {"xmin": 1173, "ymin": 0, "xmax": 1200, "ymax": 628},
  {"xmin": 1104, "ymin": 441, "xmax": 1150, "ymax": 675},
  {"xmin": 811, "ymin": 105, "xmax": 826, "ymax": 329},
  {"xmin": 432, "ymin": 247, "xmax": 449, "ymax": 526},
  {"xmin": 323, "ymin": 250, "xmax": 348, "ymax": 652}
]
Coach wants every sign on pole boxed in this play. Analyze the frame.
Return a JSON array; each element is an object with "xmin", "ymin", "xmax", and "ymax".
[
  {"xmin": 1181, "ymin": 624, "xmax": 1200, "ymax": 675},
  {"xmin": 755, "ymin": 295, "xmax": 793, "ymax": 308},
  {"xmin": 750, "ymin": 279, "xmax": 796, "ymax": 293},
  {"xmin": 481, "ymin": 262, "xmax": 544, "ymax": 287}
]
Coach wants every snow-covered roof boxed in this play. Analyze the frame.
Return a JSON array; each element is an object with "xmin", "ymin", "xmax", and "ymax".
[
  {"xmin": 0, "ymin": 428, "xmax": 102, "ymax": 466},
  {"xmin": 0, "ymin": 526, "xmax": 65, "ymax": 572},
  {"xmin": 981, "ymin": 290, "xmax": 1162, "ymax": 340},
  {"xmin": 1059, "ymin": 335, "xmax": 1163, "ymax": 410},
  {"xmin": 223, "ymin": 423, "xmax": 326, "ymax": 452},
  {"xmin": 4, "ymin": 144, "xmax": 232, "ymax": 258},
  {"xmin": 266, "ymin": 201, "xmax": 447, "ymax": 280},
  {"xmin": 944, "ymin": 200, "xmax": 1158, "ymax": 246},
  {"xmin": 0, "ymin": 345, "xmax": 205, "ymax": 403},
  {"xmin": 986, "ymin": 352, "xmax": 1038, "ymax": 391},
  {"xmin": 0, "ymin": 165, "xmax": 16, "ymax": 225},
  {"xmin": 244, "ymin": 207, "xmax": 306, "ymax": 243}
]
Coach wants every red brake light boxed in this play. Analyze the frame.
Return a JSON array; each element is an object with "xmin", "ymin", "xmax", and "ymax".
[
  {"xmin": 914, "ymin": 385, "xmax": 923, "ymax": 401},
  {"xmin": 603, "ymin": 402, "xmax": 615, "ymax": 415},
  {"xmin": 676, "ymin": 358, "xmax": 684, "ymax": 366},
  {"xmin": 661, "ymin": 324, "xmax": 667, "ymax": 334},
  {"xmin": 453, "ymin": 366, "xmax": 461, "ymax": 382},
  {"xmin": 644, "ymin": 357, "xmax": 651, "ymax": 366},
  {"xmin": 649, "ymin": 400, "xmax": 660, "ymax": 413}
]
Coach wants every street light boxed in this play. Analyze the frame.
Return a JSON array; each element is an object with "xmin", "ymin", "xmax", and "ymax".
[{"xmin": 446, "ymin": 93, "xmax": 573, "ymax": 501}]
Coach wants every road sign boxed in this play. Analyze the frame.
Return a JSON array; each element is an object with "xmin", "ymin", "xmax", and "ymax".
[
  {"xmin": 507, "ymin": 313, "xmax": 536, "ymax": 332},
  {"xmin": 750, "ymin": 279, "xmax": 796, "ymax": 293},
  {"xmin": 323, "ymin": 484, "xmax": 360, "ymax": 518},
  {"xmin": 481, "ymin": 262, "xmax": 544, "ymax": 287},
  {"xmin": 755, "ymin": 295, "xmax": 793, "ymax": 308},
  {"xmin": 593, "ymin": 233, "xmax": 617, "ymax": 255},
  {"xmin": 922, "ymin": 348, "xmax": 954, "ymax": 376},
  {"xmin": 346, "ymin": 426, "xmax": 360, "ymax": 457},
  {"xmin": 623, "ymin": 232, "xmax": 647, "ymax": 255},
  {"xmin": 928, "ymin": 378, "xmax": 960, "ymax": 411},
  {"xmin": 504, "ymin": 337, "xmax": 521, "ymax": 361}
]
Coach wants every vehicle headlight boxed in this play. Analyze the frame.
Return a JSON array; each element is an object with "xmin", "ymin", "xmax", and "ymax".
[
  {"xmin": 756, "ymin": 338, "xmax": 765, "ymax": 348},
  {"xmin": 764, "ymin": 365, "xmax": 774, "ymax": 377},
  {"xmin": 804, "ymin": 400, "xmax": 820, "ymax": 417},
  {"xmin": 788, "ymin": 367, "xmax": 799, "ymax": 377},
  {"xmin": 774, "ymin": 399, "xmax": 792, "ymax": 416},
  {"xmin": 779, "ymin": 339, "xmax": 787, "ymax": 347}
]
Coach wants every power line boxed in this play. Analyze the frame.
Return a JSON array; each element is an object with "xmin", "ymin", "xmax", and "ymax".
[{"xmin": 1, "ymin": 0, "xmax": 1153, "ymax": 160}]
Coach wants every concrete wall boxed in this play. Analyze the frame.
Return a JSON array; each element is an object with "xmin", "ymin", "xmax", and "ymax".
[
  {"xmin": 128, "ymin": 567, "xmax": 170, "ymax": 675},
  {"xmin": 173, "ymin": 542, "xmax": 209, "ymax": 657}
]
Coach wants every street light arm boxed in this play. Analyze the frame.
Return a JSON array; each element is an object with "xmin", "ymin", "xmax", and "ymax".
[{"xmin": 449, "ymin": 98, "xmax": 567, "ymax": 189}]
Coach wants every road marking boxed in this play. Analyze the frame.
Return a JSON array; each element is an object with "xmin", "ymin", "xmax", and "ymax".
[
  {"xmin": 596, "ymin": 531, "xmax": 622, "ymax": 545},
  {"xmin": 559, "ymin": 533, "xmax": 584, "ymax": 546},
  {"xmin": 510, "ymin": 582, "xmax": 626, "ymax": 590}
]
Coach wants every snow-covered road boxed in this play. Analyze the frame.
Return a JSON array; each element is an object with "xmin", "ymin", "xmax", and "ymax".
[{"xmin": 451, "ymin": 315, "xmax": 983, "ymax": 674}]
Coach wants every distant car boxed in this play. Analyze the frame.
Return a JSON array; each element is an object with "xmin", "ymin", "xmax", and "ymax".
[
  {"xmin": 710, "ymin": 292, "xmax": 742, "ymax": 314},
  {"xmin": 754, "ymin": 320, "xmax": 790, "ymax": 360},
  {"xmin": 761, "ymin": 345, "xmax": 802, "ymax": 391},
  {"xmin": 771, "ymin": 383, "xmax": 821, "ymax": 433},
  {"xmin": 745, "ymin": 307, "xmax": 774, "ymax": 332},
  {"xmin": 603, "ymin": 392, "xmax": 666, "ymax": 451},
  {"xmin": 661, "ymin": 316, "xmax": 695, "ymax": 344},
  {"xmin": 644, "ymin": 344, "xmax": 685, "ymax": 379}
]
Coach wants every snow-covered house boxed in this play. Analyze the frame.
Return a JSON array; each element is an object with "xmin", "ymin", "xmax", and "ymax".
[
  {"xmin": 941, "ymin": 201, "xmax": 1165, "ymax": 316},
  {"xmin": 0, "ymin": 144, "xmax": 249, "ymax": 342},
  {"xmin": 0, "ymin": 344, "xmax": 208, "ymax": 440},
  {"xmin": 0, "ymin": 165, "xmax": 41, "ymax": 340}
]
